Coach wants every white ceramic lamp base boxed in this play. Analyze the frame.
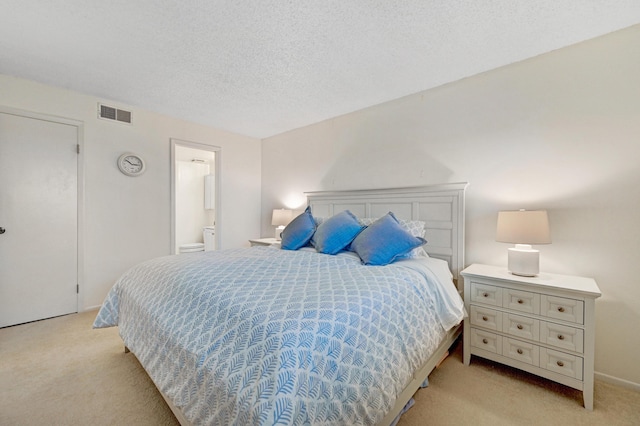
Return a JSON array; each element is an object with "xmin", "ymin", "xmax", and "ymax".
[
  {"xmin": 275, "ymin": 226, "xmax": 285, "ymax": 240},
  {"xmin": 508, "ymin": 244, "xmax": 540, "ymax": 277}
]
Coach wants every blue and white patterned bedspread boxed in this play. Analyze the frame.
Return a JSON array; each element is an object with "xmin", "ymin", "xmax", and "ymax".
[{"xmin": 94, "ymin": 247, "xmax": 464, "ymax": 425}]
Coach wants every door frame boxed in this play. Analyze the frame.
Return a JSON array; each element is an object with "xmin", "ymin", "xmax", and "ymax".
[
  {"xmin": 0, "ymin": 105, "xmax": 85, "ymax": 313},
  {"xmin": 170, "ymin": 138, "xmax": 221, "ymax": 254}
]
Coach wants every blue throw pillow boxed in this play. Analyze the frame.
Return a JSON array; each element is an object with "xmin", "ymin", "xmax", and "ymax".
[
  {"xmin": 311, "ymin": 210, "xmax": 364, "ymax": 255},
  {"xmin": 351, "ymin": 212, "xmax": 426, "ymax": 266},
  {"xmin": 281, "ymin": 206, "xmax": 316, "ymax": 250}
]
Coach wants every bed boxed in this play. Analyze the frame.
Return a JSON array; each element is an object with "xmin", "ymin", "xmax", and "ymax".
[{"xmin": 94, "ymin": 183, "xmax": 468, "ymax": 425}]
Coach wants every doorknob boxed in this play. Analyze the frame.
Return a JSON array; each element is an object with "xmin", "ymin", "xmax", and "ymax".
[{"xmin": 0, "ymin": 227, "xmax": 5, "ymax": 234}]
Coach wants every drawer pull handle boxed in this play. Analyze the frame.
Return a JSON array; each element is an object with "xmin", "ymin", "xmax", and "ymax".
[
  {"xmin": 482, "ymin": 316, "xmax": 488, "ymax": 321},
  {"xmin": 482, "ymin": 338, "xmax": 488, "ymax": 344},
  {"xmin": 517, "ymin": 299, "xmax": 524, "ymax": 304},
  {"xmin": 557, "ymin": 361, "xmax": 565, "ymax": 367},
  {"xmin": 483, "ymin": 292, "xmax": 489, "ymax": 298},
  {"xmin": 557, "ymin": 306, "xmax": 565, "ymax": 313},
  {"xmin": 517, "ymin": 324, "xmax": 523, "ymax": 330},
  {"xmin": 557, "ymin": 334, "xmax": 565, "ymax": 340},
  {"xmin": 517, "ymin": 349, "xmax": 523, "ymax": 355}
]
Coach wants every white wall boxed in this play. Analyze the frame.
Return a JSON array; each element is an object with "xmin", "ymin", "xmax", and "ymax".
[
  {"xmin": 0, "ymin": 74, "xmax": 262, "ymax": 310},
  {"xmin": 261, "ymin": 25, "xmax": 640, "ymax": 386}
]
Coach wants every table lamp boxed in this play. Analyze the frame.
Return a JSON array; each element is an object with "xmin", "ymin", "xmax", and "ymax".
[
  {"xmin": 272, "ymin": 209, "xmax": 293, "ymax": 240},
  {"xmin": 496, "ymin": 209, "xmax": 551, "ymax": 276}
]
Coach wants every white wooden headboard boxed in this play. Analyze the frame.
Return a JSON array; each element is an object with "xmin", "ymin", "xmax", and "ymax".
[{"xmin": 305, "ymin": 183, "xmax": 468, "ymax": 291}]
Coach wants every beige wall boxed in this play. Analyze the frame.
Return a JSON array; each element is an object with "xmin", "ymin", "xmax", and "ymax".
[
  {"xmin": 261, "ymin": 25, "xmax": 640, "ymax": 386},
  {"xmin": 0, "ymin": 74, "xmax": 262, "ymax": 310}
]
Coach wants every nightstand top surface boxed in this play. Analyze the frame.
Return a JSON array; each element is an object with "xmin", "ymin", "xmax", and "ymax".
[
  {"xmin": 249, "ymin": 237, "xmax": 280, "ymax": 246},
  {"xmin": 461, "ymin": 263, "xmax": 601, "ymax": 298}
]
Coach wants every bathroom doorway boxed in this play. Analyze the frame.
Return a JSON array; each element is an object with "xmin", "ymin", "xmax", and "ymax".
[{"xmin": 170, "ymin": 139, "xmax": 221, "ymax": 254}]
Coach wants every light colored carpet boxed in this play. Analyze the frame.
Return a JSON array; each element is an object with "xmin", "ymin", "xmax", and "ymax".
[{"xmin": 1, "ymin": 310, "xmax": 639, "ymax": 425}]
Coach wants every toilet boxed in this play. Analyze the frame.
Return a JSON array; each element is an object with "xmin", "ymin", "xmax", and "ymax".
[
  {"xmin": 203, "ymin": 226, "xmax": 215, "ymax": 251},
  {"xmin": 178, "ymin": 226, "xmax": 215, "ymax": 254},
  {"xmin": 178, "ymin": 242, "xmax": 205, "ymax": 254}
]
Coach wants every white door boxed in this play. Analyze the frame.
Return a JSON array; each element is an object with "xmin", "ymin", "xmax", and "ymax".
[{"xmin": 0, "ymin": 111, "xmax": 78, "ymax": 327}]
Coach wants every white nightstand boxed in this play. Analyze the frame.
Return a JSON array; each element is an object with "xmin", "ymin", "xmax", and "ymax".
[
  {"xmin": 461, "ymin": 263, "xmax": 601, "ymax": 410},
  {"xmin": 248, "ymin": 237, "xmax": 280, "ymax": 247}
]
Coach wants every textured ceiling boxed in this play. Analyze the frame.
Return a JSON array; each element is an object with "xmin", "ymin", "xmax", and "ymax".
[{"xmin": 1, "ymin": 1, "xmax": 640, "ymax": 138}]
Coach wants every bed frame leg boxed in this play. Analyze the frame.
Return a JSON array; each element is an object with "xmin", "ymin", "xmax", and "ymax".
[{"xmin": 124, "ymin": 346, "xmax": 130, "ymax": 353}]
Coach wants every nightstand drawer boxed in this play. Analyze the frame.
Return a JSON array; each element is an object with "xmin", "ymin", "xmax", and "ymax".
[
  {"xmin": 470, "ymin": 305, "xmax": 502, "ymax": 331},
  {"xmin": 470, "ymin": 328, "xmax": 502, "ymax": 354},
  {"xmin": 541, "ymin": 295, "xmax": 584, "ymax": 324},
  {"xmin": 540, "ymin": 322, "xmax": 584, "ymax": 353},
  {"xmin": 503, "ymin": 288, "xmax": 540, "ymax": 315},
  {"xmin": 540, "ymin": 348, "xmax": 583, "ymax": 380},
  {"xmin": 503, "ymin": 338, "xmax": 539, "ymax": 366},
  {"xmin": 503, "ymin": 313, "xmax": 539, "ymax": 341},
  {"xmin": 470, "ymin": 282, "xmax": 502, "ymax": 306}
]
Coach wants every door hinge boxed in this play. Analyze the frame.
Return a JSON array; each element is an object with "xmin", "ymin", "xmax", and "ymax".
[
  {"xmin": 77, "ymin": 144, "xmax": 80, "ymax": 154},
  {"xmin": 77, "ymin": 284, "xmax": 79, "ymax": 294}
]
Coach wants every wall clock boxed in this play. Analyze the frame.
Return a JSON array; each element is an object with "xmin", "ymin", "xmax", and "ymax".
[{"xmin": 117, "ymin": 153, "xmax": 146, "ymax": 177}]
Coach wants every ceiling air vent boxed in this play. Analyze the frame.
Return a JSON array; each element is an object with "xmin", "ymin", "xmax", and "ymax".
[{"xmin": 98, "ymin": 103, "xmax": 132, "ymax": 124}]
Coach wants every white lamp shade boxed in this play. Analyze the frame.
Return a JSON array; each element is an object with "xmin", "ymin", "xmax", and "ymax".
[
  {"xmin": 271, "ymin": 209, "xmax": 293, "ymax": 227},
  {"xmin": 496, "ymin": 210, "xmax": 551, "ymax": 245}
]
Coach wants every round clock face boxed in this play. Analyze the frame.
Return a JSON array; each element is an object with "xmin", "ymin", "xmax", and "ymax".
[{"xmin": 118, "ymin": 153, "xmax": 146, "ymax": 176}]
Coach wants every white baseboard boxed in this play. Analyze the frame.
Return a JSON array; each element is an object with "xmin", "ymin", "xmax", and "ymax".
[
  {"xmin": 595, "ymin": 371, "xmax": 640, "ymax": 392},
  {"xmin": 82, "ymin": 305, "xmax": 101, "ymax": 312}
]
